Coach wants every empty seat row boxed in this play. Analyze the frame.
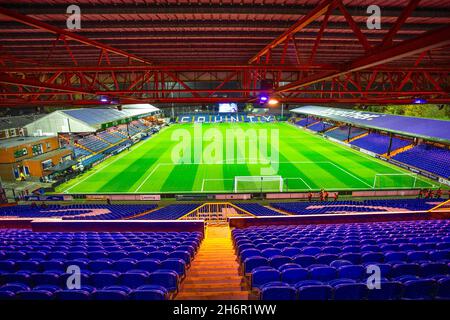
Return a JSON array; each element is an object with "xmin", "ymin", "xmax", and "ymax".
[{"xmin": 258, "ymin": 277, "xmax": 450, "ymax": 300}]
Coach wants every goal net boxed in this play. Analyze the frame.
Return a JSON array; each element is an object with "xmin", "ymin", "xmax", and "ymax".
[
  {"xmin": 234, "ymin": 176, "xmax": 283, "ymax": 193},
  {"xmin": 373, "ymin": 173, "xmax": 421, "ymax": 189}
]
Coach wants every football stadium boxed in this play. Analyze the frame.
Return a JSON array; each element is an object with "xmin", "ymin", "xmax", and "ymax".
[{"xmin": 0, "ymin": 0, "xmax": 449, "ymax": 309}]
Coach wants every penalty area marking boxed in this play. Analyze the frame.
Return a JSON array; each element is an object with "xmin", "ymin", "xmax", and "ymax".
[
  {"xmin": 328, "ymin": 162, "xmax": 374, "ymax": 189},
  {"xmin": 284, "ymin": 177, "xmax": 313, "ymax": 190}
]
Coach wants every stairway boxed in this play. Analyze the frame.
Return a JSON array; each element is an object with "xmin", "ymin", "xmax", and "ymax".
[{"xmin": 175, "ymin": 225, "xmax": 249, "ymax": 300}]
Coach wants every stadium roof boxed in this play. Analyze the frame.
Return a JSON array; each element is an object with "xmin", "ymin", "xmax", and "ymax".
[
  {"xmin": 60, "ymin": 105, "xmax": 159, "ymax": 127},
  {"xmin": 0, "ymin": 114, "xmax": 43, "ymax": 130},
  {"xmin": 291, "ymin": 105, "xmax": 450, "ymax": 143},
  {"xmin": 0, "ymin": 1, "xmax": 448, "ymax": 107},
  {"xmin": 0, "ymin": 135, "xmax": 49, "ymax": 149},
  {"xmin": 24, "ymin": 104, "xmax": 159, "ymax": 134}
]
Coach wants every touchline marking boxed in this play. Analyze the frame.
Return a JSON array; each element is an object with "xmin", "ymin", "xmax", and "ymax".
[
  {"xmin": 63, "ymin": 136, "xmax": 155, "ymax": 193},
  {"xmin": 134, "ymin": 164, "xmax": 161, "ymax": 193}
]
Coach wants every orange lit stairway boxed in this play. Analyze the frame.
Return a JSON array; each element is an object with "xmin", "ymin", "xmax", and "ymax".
[{"xmin": 175, "ymin": 225, "xmax": 249, "ymax": 300}]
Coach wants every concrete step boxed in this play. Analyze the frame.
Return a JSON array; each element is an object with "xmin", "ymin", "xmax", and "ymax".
[
  {"xmin": 176, "ymin": 291, "xmax": 249, "ymax": 300},
  {"xmin": 180, "ymin": 284, "xmax": 245, "ymax": 292}
]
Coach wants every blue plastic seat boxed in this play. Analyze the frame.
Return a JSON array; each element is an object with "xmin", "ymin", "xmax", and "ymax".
[
  {"xmin": 269, "ymin": 256, "xmax": 291, "ymax": 269},
  {"xmin": 130, "ymin": 289, "xmax": 167, "ymax": 300},
  {"xmin": 90, "ymin": 272, "xmax": 119, "ymax": 288},
  {"xmin": 407, "ymin": 251, "xmax": 430, "ymax": 263},
  {"xmin": 260, "ymin": 283, "xmax": 296, "ymax": 300},
  {"xmin": 385, "ymin": 252, "xmax": 407, "ymax": 263},
  {"xmin": 33, "ymin": 285, "xmax": 61, "ymax": 293},
  {"xmin": 292, "ymin": 255, "xmax": 316, "ymax": 267},
  {"xmin": 149, "ymin": 270, "xmax": 179, "ymax": 292},
  {"xmin": 436, "ymin": 278, "xmax": 450, "ymax": 300},
  {"xmin": 161, "ymin": 258, "xmax": 186, "ymax": 276},
  {"xmin": 0, "ymin": 261, "xmax": 15, "ymax": 272},
  {"xmin": 0, "ymin": 273, "xmax": 30, "ymax": 285},
  {"xmin": 316, "ymin": 254, "xmax": 339, "ymax": 265},
  {"xmin": 120, "ymin": 271, "xmax": 149, "ymax": 289},
  {"xmin": 0, "ymin": 291, "xmax": 15, "ymax": 300},
  {"xmin": 281, "ymin": 247, "xmax": 301, "ymax": 257},
  {"xmin": 367, "ymin": 281, "xmax": 403, "ymax": 300},
  {"xmin": 402, "ymin": 279, "xmax": 436, "ymax": 300},
  {"xmin": 280, "ymin": 268, "xmax": 308, "ymax": 285},
  {"xmin": 54, "ymin": 290, "xmax": 91, "ymax": 300},
  {"xmin": 297, "ymin": 285, "xmax": 332, "ymax": 300},
  {"xmin": 31, "ymin": 273, "xmax": 61, "ymax": 286},
  {"xmin": 108, "ymin": 251, "xmax": 128, "ymax": 260},
  {"xmin": 337, "ymin": 265, "xmax": 365, "ymax": 280},
  {"xmin": 92, "ymin": 290, "xmax": 128, "ymax": 300},
  {"xmin": 0, "ymin": 283, "xmax": 30, "ymax": 293},
  {"xmin": 240, "ymin": 249, "xmax": 261, "ymax": 261},
  {"xmin": 339, "ymin": 253, "xmax": 361, "ymax": 264},
  {"xmin": 309, "ymin": 266, "xmax": 337, "ymax": 282},
  {"xmin": 15, "ymin": 260, "xmax": 41, "ymax": 272},
  {"xmin": 135, "ymin": 259, "xmax": 161, "ymax": 273},
  {"xmin": 244, "ymin": 256, "xmax": 268, "ymax": 273},
  {"xmin": 88, "ymin": 260, "xmax": 113, "ymax": 272},
  {"xmin": 361, "ymin": 252, "xmax": 384, "ymax": 263},
  {"xmin": 16, "ymin": 290, "xmax": 53, "ymax": 300},
  {"xmin": 294, "ymin": 280, "xmax": 323, "ymax": 289},
  {"xmin": 168, "ymin": 251, "xmax": 191, "ymax": 264},
  {"xmin": 330, "ymin": 260, "xmax": 352, "ymax": 268},
  {"xmin": 334, "ymin": 283, "xmax": 368, "ymax": 300},
  {"xmin": 252, "ymin": 267, "xmax": 280, "ymax": 289},
  {"xmin": 88, "ymin": 251, "xmax": 108, "ymax": 260},
  {"xmin": 261, "ymin": 248, "xmax": 282, "ymax": 258},
  {"xmin": 103, "ymin": 285, "xmax": 133, "ymax": 294},
  {"xmin": 328, "ymin": 278, "xmax": 356, "ymax": 286},
  {"xmin": 302, "ymin": 247, "xmax": 321, "ymax": 255},
  {"xmin": 112, "ymin": 260, "xmax": 137, "ymax": 272},
  {"xmin": 420, "ymin": 262, "xmax": 448, "ymax": 277},
  {"xmin": 391, "ymin": 263, "xmax": 420, "ymax": 277},
  {"xmin": 148, "ymin": 251, "xmax": 168, "ymax": 261},
  {"xmin": 278, "ymin": 263, "xmax": 302, "ymax": 272},
  {"xmin": 41, "ymin": 261, "xmax": 65, "ymax": 272}
]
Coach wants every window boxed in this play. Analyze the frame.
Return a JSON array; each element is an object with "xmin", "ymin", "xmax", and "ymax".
[
  {"xmin": 32, "ymin": 144, "xmax": 44, "ymax": 156},
  {"xmin": 41, "ymin": 160, "xmax": 53, "ymax": 170},
  {"xmin": 14, "ymin": 148, "xmax": 28, "ymax": 158}
]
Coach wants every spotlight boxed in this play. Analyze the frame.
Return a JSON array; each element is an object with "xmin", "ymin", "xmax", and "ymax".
[
  {"xmin": 100, "ymin": 96, "xmax": 109, "ymax": 103},
  {"xmin": 413, "ymin": 98, "xmax": 427, "ymax": 104},
  {"xmin": 259, "ymin": 95, "xmax": 269, "ymax": 103},
  {"xmin": 268, "ymin": 98, "xmax": 279, "ymax": 106}
]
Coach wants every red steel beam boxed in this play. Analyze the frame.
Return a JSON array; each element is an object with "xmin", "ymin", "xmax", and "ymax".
[
  {"xmin": 2, "ymin": 64, "xmax": 450, "ymax": 73},
  {"xmin": 0, "ymin": 90, "xmax": 444, "ymax": 97},
  {"xmin": 248, "ymin": 0, "xmax": 335, "ymax": 63},
  {"xmin": 275, "ymin": 25, "xmax": 450, "ymax": 93},
  {"xmin": 380, "ymin": 0, "xmax": 421, "ymax": 47},
  {"xmin": 0, "ymin": 7, "xmax": 152, "ymax": 65},
  {"xmin": 0, "ymin": 73, "xmax": 92, "ymax": 94},
  {"xmin": 1, "ymin": 97, "xmax": 449, "ymax": 107},
  {"xmin": 336, "ymin": 1, "xmax": 371, "ymax": 52}
]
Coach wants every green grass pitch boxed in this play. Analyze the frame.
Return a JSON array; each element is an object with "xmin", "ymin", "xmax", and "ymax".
[{"xmin": 56, "ymin": 122, "xmax": 438, "ymax": 194}]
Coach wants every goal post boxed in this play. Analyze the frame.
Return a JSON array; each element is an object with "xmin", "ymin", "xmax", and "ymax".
[
  {"xmin": 234, "ymin": 176, "xmax": 283, "ymax": 193},
  {"xmin": 373, "ymin": 173, "xmax": 419, "ymax": 189}
]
